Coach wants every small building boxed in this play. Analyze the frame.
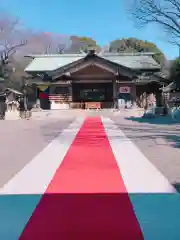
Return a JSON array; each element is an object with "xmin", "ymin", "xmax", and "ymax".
[
  {"xmin": 161, "ymin": 81, "xmax": 180, "ymax": 108},
  {"xmin": 24, "ymin": 50, "xmax": 168, "ymax": 109}
]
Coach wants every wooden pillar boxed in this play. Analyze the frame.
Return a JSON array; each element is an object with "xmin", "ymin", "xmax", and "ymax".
[
  {"xmin": 113, "ymin": 80, "xmax": 117, "ymax": 99},
  {"xmin": 68, "ymin": 83, "xmax": 72, "ymax": 108},
  {"xmin": 131, "ymin": 84, "xmax": 136, "ymax": 107},
  {"xmin": 68, "ymin": 83, "xmax": 72, "ymax": 102}
]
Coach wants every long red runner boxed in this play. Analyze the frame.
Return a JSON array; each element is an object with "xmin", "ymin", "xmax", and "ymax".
[{"xmin": 20, "ymin": 117, "xmax": 143, "ymax": 239}]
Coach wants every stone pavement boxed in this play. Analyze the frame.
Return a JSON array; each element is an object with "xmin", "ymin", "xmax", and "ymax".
[
  {"xmin": 4, "ymin": 108, "xmax": 145, "ymax": 120},
  {"xmin": 111, "ymin": 115, "xmax": 180, "ymax": 186},
  {"xmin": 2, "ymin": 108, "xmax": 180, "ymax": 188},
  {"xmin": 0, "ymin": 118, "xmax": 75, "ymax": 187},
  {"xmin": 4, "ymin": 109, "xmax": 96, "ymax": 120},
  {"xmin": 0, "ymin": 116, "xmax": 180, "ymax": 240},
  {"xmin": 5, "ymin": 110, "xmax": 51, "ymax": 120}
]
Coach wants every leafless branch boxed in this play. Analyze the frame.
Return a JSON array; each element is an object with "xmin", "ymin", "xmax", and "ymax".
[
  {"xmin": 131, "ymin": 0, "xmax": 180, "ymax": 46},
  {"xmin": 0, "ymin": 13, "xmax": 27, "ymax": 59}
]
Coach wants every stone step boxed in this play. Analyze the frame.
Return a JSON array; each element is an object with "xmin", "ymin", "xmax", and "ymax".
[{"xmin": 5, "ymin": 111, "xmax": 19, "ymax": 120}]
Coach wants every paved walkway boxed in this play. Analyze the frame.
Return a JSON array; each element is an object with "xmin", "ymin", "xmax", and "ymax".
[
  {"xmin": 0, "ymin": 116, "xmax": 180, "ymax": 239},
  {"xmin": 112, "ymin": 115, "xmax": 180, "ymax": 185},
  {"xmin": 4, "ymin": 108, "xmax": 145, "ymax": 120}
]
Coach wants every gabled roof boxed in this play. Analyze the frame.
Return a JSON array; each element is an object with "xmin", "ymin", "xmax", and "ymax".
[
  {"xmin": 24, "ymin": 54, "xmax": 85, "ymax": 72},
  {"xmin": 103, "ymin": 54, "xmax": 160, "ymax": 70},
  {"xmin": 24, "ymin": 52, "xmax": 161, "ymax": 73}
]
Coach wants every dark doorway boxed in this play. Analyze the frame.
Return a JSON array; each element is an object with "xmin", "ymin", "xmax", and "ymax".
[
  {"xmin": 37, "ymin": 87, "xmax": 51, "ymax": 110},
  {"xmin": 72, "ymin": 82, "xmax": 113, "ymax": 103}
]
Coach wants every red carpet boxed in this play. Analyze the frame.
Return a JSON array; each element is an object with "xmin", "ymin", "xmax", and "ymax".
[{"xmin": 19, "ymin": 117, "xmax": 144, "ymax": 240}]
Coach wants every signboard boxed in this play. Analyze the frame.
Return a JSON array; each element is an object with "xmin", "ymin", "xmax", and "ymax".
[
  {"xmin": 118, "ymin": 99, "xmax": 126, "ymax": 108},
  {"xmin": 119, "ymin": 86, "xmax": 131, "ymax": 93}
]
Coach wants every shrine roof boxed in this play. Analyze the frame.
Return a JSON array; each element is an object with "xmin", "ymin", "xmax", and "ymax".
[{"xmin": 24, "ymin": 52, "xmax": 161, "ymax": 72}]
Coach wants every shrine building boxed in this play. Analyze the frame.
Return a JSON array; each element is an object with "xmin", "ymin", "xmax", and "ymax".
[{"xmin": 24, "ymin": 50, "xmax": 168, "ymax": 109}]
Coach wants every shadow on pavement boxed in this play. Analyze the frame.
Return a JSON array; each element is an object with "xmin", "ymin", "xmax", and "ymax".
[
  {"xmin": 114, "ymin": 121, "xmax": 180, "ymax": 149},
  {"xmin": 165, "ymin": 135, "xmax": 180, "ymax": 148},
  {"xmin": 0, "ymin": 192, "xmax": 180, "ymax": 240},
  {"xmin": 173, "ymin": 182, "xmax": 180, "ymax": 193},
  {"xmin": 39, "ymin": 118, "xmax": 180, "ymax": 150},
  {"xmin": 125, "ymin": 116, "xmax": 180, "ymax": 125}
]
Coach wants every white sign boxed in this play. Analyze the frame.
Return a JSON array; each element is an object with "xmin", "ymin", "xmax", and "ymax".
[
  {"xmin": 118, "ymin": 99, "xmax": 126, "ymax": 108},
  {"xmin": 119, "ymin": 86, "xmax": 131, "ymax": 93}
]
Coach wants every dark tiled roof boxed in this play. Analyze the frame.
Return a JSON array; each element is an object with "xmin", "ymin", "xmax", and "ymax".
[{"xmin": 24, "ymin": 52, "xmax": 161, "ymax": 72}]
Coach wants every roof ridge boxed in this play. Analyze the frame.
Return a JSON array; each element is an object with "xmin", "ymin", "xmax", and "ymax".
[
  {"xmin": 24, "ymin": 53, "xmax": 86, "ymax": 58},
  {"xmin": 24, "ymin": 52, "xmax": 158, "ymax": 59},
  {"xmin": 101, "ymin": 52, "xmax": 157, "ymax": 57}
]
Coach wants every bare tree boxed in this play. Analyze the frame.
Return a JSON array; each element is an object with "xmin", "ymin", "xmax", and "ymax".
[
  {"xmin": 0, "ymin": 13, "xmax": 27, "ymax": 62},
  {"xmin": 15, "ymin": 31, "xmax": 72, "ymax": 60},
  {"xmin": 0, "ymin": 11, "xmax": 72, "ymax": 62},
  {"xmin": 0, "ymin": 12, "xmax": 28, "ymax": 89},
  {"xmin": 130, "ymin": 0, "xmax": 180, "ymax": 46},
  {"xmin": 5, "ymin": 31, "xmax": 72, "ymax": 90},
  {"xmin": 0, "ymin": 11, "xmax": 75, "ymax": 92}
]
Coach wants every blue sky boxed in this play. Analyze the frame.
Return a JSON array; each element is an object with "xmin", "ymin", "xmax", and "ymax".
[{"xmin": 1, "ymin": 0, "xmax": 179, "ymax": 59}]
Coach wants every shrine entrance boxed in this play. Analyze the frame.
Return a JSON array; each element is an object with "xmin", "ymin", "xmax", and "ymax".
[{"xmin": 72, "ymin": 82, "xmax": 113, "ymax": 108}]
